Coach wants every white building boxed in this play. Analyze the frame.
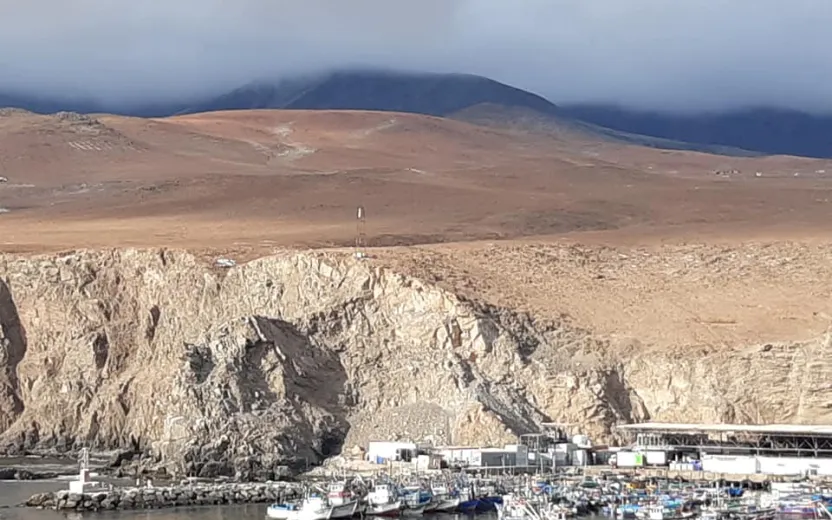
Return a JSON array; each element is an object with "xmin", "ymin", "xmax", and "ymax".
[
  {"xmin": 366, "ymin": 441, "xmax": 417, "ymax": 463},
  {"xmin": 437, "ymin": 444, "xmax": 530, "ymax": 469}
]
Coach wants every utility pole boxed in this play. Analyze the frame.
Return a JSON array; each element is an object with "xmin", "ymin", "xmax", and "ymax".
[{"xmin": 355, "ymin": 205, "xmax": 366, "ymax": 259}]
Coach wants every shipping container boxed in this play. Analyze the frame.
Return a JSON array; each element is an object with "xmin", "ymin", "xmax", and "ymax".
[
  {"xmin": 645, "ymin": 451, "xmax": 668, "ymax": 466},
  {"xmin": 617, "ymin": 451, "xmax": 644, "ymax": 467}
]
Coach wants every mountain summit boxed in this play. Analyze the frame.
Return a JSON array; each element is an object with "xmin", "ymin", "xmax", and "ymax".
[{"xmin": 178, "ymin": 70, "xmax": 560, "ymax": 117}]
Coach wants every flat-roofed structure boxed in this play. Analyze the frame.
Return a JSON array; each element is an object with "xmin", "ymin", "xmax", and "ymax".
[
  {"xmin": 618, "ymin": 423, "xmax": 832, "ymax": 436},
  {"xmin": 617, "ymin": 422, "xmax": 832, "ymax": 455},
  {"xmin": 616, "ymin": 422, "xmax": 832, "ymax": 476}
]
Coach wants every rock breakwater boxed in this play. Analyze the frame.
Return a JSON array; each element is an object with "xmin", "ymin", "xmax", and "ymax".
[{"xmin": 25, "ymin": 482, "xmax": 301, "ymax": 511}]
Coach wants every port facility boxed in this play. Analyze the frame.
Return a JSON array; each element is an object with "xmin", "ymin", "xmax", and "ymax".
[{"xmin": 616, "ymin": 422, "xmax": 832, "ymax": 476}]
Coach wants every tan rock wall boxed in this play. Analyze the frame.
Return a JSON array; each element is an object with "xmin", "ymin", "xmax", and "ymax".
[{"xmin": 0, "ymin": 249, "xmax": 828, "ymax": 475}]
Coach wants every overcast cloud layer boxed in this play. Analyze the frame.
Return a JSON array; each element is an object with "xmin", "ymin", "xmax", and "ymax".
[{"xmin": 2, "ymin": 0, "xmax": 832, "ymax": 113}]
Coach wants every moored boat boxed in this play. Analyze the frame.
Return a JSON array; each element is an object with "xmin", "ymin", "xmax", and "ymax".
[
  {"xmin": 367, "ymin": 483, "xmax": 404, "ymax": 517},
  {"xmin": 432, "ymin": 486, "xmax": 461, "ymax": 513},
  {"xmin": 284, "ymin": 494, "xmax": 332, "ymax": 520},
  {"xmin": 267, "ymin": 503, "xmax": 300, "ymax": 520},
  {"xmin": 327, "ymin": 481, "xmax": 360, "ymax": 519}
]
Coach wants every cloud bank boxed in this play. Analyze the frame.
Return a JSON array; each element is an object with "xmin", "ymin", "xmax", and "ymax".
[{"xmin": 2, "ymin": 0, "xmax": 831, "ymax": 113}]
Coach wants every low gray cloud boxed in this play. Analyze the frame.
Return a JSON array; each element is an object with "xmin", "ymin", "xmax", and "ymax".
[{"xmin": 2, "ymin": 0, "xmax": 831, "ymax": 113}]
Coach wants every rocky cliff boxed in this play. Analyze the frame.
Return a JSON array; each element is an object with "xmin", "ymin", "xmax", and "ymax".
[{"xmin": 0, "ymin": 249, "xmax": 829, "ymax": 477}]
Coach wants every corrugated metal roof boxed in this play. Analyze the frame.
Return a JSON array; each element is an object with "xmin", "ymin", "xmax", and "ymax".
[{"xmin": 616, "ymin": 422, "xmax": 832, "ymax": 435}]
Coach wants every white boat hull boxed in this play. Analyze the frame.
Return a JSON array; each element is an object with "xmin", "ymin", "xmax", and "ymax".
[
  {"xmin": 267, "ymin": 506, "xmax": 297, "ymax": 520},
  {"xmin": 402, "ymin": 505, "xmax": 426, "ymax": 516},
  {"xmin": 330, "ymin": 501, "xmax": 359, "ymax": 519},
  {"xmin": 287, "ymin": 509, "xmax": 332, "ymax": 520},
  {"xmin": 367, "ymin": 501, "xmax": 403, "ymax": 517},
  {"xmin": 435, "ymin": 498, "xmax": 460, "ymax": 513}
]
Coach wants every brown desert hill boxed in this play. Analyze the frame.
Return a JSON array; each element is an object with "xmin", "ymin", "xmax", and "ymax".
[{"xmin": 1, "ymin": 107, "xmax": 832, "ymax": 253}]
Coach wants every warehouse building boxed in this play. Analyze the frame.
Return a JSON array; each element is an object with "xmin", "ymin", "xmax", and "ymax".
[
  {"xmin": 615, "ymin": 422, "xmax": 832, "ymax": 476},
  {"xmin": 436, "ymin": 444, "xmax": 530, "ymax": 471}
]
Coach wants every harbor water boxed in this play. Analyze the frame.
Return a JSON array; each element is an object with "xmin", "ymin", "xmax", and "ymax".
[{"xmin": 0, "ymin": 481, "xmax": 505, "ymax": 520}]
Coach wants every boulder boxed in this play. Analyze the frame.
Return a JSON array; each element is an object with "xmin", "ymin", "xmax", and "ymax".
[{"xmin": 108, "ymin": 449, "xmax": 138, "ymax": 468}]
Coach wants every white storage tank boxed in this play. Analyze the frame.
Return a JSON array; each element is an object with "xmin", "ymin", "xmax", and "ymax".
[
  {"xmin": 572, "ymin": 435, "xmax": 592, "ymax": 447},
  {"xmin": 574, "ymin": 449, "xmax": 588, "ymax": 466}
]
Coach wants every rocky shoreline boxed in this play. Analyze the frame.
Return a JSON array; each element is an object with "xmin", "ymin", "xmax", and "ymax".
[
  {"xmin": 0, "ymin": 466, "xmax": 62, "ymax": 480},
  {"xmin": 25, "ymin": 482, "xmax": 302, "ymax": 511}
]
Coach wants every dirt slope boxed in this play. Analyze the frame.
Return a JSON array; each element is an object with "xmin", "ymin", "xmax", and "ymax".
[
  {"xmin": 2, "ymin": 108, "xmax": 832, "ymax": 253},
  {"xmin": 2, "ymin": 108, "xmax": 832, "ymax": 471}
]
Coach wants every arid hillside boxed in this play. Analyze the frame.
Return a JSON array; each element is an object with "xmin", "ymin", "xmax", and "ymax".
[
  {"xmin": 2, "ymin": 108, "xmax": 832, "ymax": 473},
  {"xmin": 1, "ymin": 108, "xmax": 832, "ymax": 253}
]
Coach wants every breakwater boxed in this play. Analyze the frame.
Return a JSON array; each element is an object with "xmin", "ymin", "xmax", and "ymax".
[{"xmin": 25, "ymin": 482, "xmax": 302, "ymax": 511}]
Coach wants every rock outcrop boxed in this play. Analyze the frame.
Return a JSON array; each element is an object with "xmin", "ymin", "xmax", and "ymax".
[{"xmin": 0, "ymin": 249, "xmax": 829, "ymax": 476}]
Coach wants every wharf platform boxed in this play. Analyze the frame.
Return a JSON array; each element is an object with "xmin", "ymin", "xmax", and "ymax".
[
  {"xmin": 25, "ymin": 481, "xmax": 302, "ymax": 511},
  {"xmin": 583, "ymin": 465, "xmax": 786, "ymax": 484}
]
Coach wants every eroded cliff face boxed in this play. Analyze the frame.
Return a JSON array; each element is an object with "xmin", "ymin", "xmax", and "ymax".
[{"xmin": 0, "ymin": 250, "xmax": 828, "ymax": 477}]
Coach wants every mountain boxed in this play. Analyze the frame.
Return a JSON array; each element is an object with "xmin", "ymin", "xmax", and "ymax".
[
  {"xmin": 172, "ymin": 71, "xmax": 832, "ymax": 158},
  {"xmin": 177, "ymin": 70, "xmax": 561, "ymax": 117},
  {"xmin": 450, "ymin": 103, "xmax": 761, "ymax": 157},
  {"xmin": 3, "ymin": 69, "xmax": 832, "ymax": 158},
  {"xmin": 560, "ymin": 105, "xmax": 832, "ymax": 159},
  {"xmin": 181, "ymin": 71, "xmax": 762, "ymax": 155}
]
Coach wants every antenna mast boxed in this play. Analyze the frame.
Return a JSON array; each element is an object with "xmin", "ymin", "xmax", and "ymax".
[{"xmin": 355, "ymin": 205, "xmax": 366, "ymax": 259}]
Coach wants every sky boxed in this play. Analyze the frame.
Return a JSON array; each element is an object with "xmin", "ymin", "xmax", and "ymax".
[{"xmin": 1, "ymin": 0, "xmax": 831, "ymax": 113}]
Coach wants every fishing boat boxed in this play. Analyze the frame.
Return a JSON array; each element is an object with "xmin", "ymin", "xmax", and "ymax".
[
  {"xmin": 496, "ymin": 494, "xmax": 537, "ymax": 520},
  {"xmin": 274, "ymin": 494, "xmax": 331, "ymax": 520},
  {"xmin": 608, "ymin": 503, "xmax": 641, "ymax": 519},
  {"xmin": 478, "ymin": 495, "xmax": 504, "ymax": 512},
  {"xmin": 777, "ymin": 497, "xmax": 820, "ymax": 517},
  {"xmin": 400, "ymin": 486, "xmax": 431, "ymax": 516},
  {"xmin": 326, "ymin": 481, "xmax": 360, "ymax": 519},
  {"xmin": 702, "ymin": 497, "xmax": 776, "ymax": 520},
  {"xmin": 457, "ymin": 493, "xmax": 481, "ymax": 514},
  {"xmin": 432, "ymin": 485, "xmax": 461, "ymax": 513},
  {"xmin": 266, "ymin": 503, "xmax": 301, "ymax": 520},
  {"xmin": 637, "ymin": 501, "xmax": 696, "ymax": 520},
  {"xmin": 366, "ymin": 483, "xmax": 404, "ymax": 517}
]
